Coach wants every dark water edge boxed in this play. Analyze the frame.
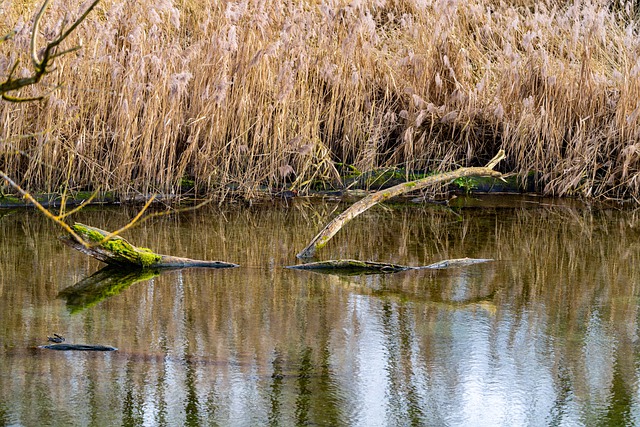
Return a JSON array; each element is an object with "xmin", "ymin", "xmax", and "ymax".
[
  {"xmin": 1, "ymin": 196, "xmax": 640, "ymax": 426},
  {"xmin": 0, "ymin": 170, "xmax": 535, "ymax": 209}
]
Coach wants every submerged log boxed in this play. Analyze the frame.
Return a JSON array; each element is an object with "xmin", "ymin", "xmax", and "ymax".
[
  {"xmin": 286, "ymin": 259, "xmax": 412, "ymax": 274},
  {"xmin": 286, "ymin": 258, "xmax": 493, "ymax": 275},
  {"xmin": 297, "ymin": 150, "xmax": 505, "ymax": 258},
  {"xmin": 420, "ymin": 257, "xmax": 494, "ymax": 269},
  {"xmin": 39, "ymin": 344, "xmax": 117, "ymax": 351},
  {"xmin": 60, "ymin": 223, "xmax": 239, "ymax": 269}
]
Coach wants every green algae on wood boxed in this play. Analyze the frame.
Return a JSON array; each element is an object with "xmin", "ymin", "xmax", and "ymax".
[
  {"xmin": 70, "ymin": 223, "xmax": 161, "ymax": 268},
  {"xmin": 286, "ymin": 258, "xmax": 493, "ymax": 275},
  {"xmin": 62, "ymin": 222, "xmax": 239, "ymax": 270},
  {"xmin": 286, "ymin": 259, "xmax": 412, "ymax": 275}
]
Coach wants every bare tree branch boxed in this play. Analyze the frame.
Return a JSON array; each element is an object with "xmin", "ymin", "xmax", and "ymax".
[
  {"xmin": 297, "ymin": 150, "xmax": 507, "ymax": 258},
  {"xmin": 1, "ymin": 31, "xmax": 16, "ymax": 42},
  {"xmin": 0, "ymin": 0, "xmax": 99, "ymax": 102}
]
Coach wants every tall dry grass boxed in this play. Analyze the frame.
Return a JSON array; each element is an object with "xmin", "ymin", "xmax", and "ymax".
[{"xmin": 1, "ymin": 0, "xmax": 640, "ymax": 200}]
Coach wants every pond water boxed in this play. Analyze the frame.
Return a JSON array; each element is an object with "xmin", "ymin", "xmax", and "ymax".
[{"xmin": 1, "ymin": 195, "xmax": 640, "ymax": 426}]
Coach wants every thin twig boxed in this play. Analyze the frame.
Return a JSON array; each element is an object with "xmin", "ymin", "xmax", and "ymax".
[
  {"xmin": 1, "ymin": 0, "xmax": 100, "ymax": 101},
  {"xmin": 95, "ymin": 195, "xmax": 157, "ymax": 245},
  {"xmin": 0, "ymin": 169, "xmax": 87, "ymax": 245},
  {"xmin": 57, "ymin": 190, "xmax": 100, "ymax": 219}
]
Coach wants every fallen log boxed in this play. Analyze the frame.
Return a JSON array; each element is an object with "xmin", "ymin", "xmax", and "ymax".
[
  {"xmin": 286, "ymin": 259, "xmax": 412, "ymax": 274},
  {"xmin": 286, "ymin": 258, "xmax": 493, "ymax": 275},
  {"xmin": 297, "ymin": 150, "xmax": 505, "ymax": 258},
  {"xmin": 39, "ymin": 343, "xmax": 117, "ymax": 351},
  {"xmin": 419, "ymin": 257, "xmax": 494, "ymax": 269},
  {"xmin": 290, "ymin": 260, "xmax": 498, "ymax": 311},
  {"xmin": 60, "ymin": 223, "xmax": 239, "ymax": 269}
]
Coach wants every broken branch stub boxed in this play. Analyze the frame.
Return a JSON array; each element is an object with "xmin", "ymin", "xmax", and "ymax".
[{"xmin": 296, "ymin": 150, "xmax": 506, "ymax": 258}]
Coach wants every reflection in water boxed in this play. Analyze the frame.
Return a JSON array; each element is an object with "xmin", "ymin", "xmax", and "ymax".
[
  {"xmin": 0, "ymin": 197, "xmax": 640, "ymax": 425},
  {"xmin": 58, "ymin": 267, "xmax": 160, "ymax": 314}
]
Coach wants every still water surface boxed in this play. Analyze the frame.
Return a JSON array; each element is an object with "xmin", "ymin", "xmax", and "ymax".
[{"xmin": 1, "ymin": 196, "xmax": 640, "ymax": 426}]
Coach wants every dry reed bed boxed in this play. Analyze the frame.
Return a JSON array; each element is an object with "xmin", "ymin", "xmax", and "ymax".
[{"xmin": 1, "ymin": 0, "xmax": 639, "ymax": 200}]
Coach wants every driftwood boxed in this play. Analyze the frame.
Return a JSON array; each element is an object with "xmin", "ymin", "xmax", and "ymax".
[
  {"xmin": 419, "ymin": 258, "xmax": 494, "ymax": 269},
  {"xmin": 39, "ymin": 344, "xmax": 117, "ymax": 351},
  {"xmin": 297, "ymin": 150, "xmax": 506, "ymax": 258},
  {"xmin": 61, "ymin": 223, "xmax": 238, "ymax": 269},
  {"xmin": 286, "ymin": 258, "xmax": 493, "ymax": 275},
  {"xmin": 287, "ymin": 259, "xmax": 412, "ymax": 274}
]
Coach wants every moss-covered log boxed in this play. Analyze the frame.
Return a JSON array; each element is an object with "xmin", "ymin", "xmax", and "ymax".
[
  {"xmin": 286, "ymin": 259, "xmax": 412, "ymax": 275},
  {"xmin": 297, "ymin": 151, "xmax": 505, "ymax": 258},
  {"xmin": 60, "ymin": 223, "xmax": 239, "ymax": 269},
  {"xmin": 286, "ymin": 258, "xmax": 493, "ymax": 275}
]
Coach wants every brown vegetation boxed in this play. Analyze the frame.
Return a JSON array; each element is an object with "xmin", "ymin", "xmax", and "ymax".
[{"xmin": 1, "ymin": 0, "xmax": 640, "ymax": 200}]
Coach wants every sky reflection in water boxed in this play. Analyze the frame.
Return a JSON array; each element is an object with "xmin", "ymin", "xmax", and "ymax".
[{"xmin": 0, "ymin": 196, "xmax": 639, "ymax": 426}]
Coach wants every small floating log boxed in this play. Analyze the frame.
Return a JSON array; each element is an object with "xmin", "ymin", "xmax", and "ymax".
[
  {"xmin": 286, "ymin": 259, "xmax": 412, "ymax": 274},
  {"xmin": 60, "ymin": 223, "xmax": 238, "ymax": 269},
  {"xmin": 297, "ymin": 150, "xmax": 505, "ymax": 258},
  {"xmin": 420, "ymin": 257, "xmax": 494, "ymax": 269},
  {"xmin": 40, "ymin": 343, "xmax": 117, "ymax": 351},
  {"xmin": 286, "ymin": 258, "xmax": 493, "ymax": 275}
]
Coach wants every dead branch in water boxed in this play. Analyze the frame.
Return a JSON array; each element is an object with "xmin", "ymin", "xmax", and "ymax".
[
  {"xmin": 297, "ymin": 150, "xmax": 506, "ymax": 258},
  {"xmin": 286, "ymin": 258, "xmax": 493, "ymax": 274},
  {"xmin": 60, "ymin": 222, "xmax": 238, "ymax": 269}
]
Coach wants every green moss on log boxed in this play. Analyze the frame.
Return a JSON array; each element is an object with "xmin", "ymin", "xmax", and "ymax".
[
  {"xmin": 316, "ymin": 236, "xmax": 330, "ymax": 250},
  {"xmin": 72, "ymin": 223, "xmax": 107, "ymax": 243},
  {"xmin": 286, "ymin": 259, "xmax": 411, "ymax": 275},
  {"xmin": 102, "ymin": 239, "xmax": 161, "ymax": 267},
  {"xmin": 71, "ymin": 223, "xmax": 161, "ymax": 268}
]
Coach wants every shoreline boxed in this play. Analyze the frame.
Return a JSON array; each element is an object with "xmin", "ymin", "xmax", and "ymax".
[{"xmin": 0, "ymin": 176, "xmax": 623, "ymax": 210}]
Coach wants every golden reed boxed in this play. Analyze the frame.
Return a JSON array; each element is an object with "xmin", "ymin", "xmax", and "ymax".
[{"xmin": 1, "ymin": 0, "xmax": 639, "ymax": 200}]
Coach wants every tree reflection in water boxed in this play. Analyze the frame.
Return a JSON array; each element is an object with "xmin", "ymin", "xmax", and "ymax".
[{"xmin": 0, "ymin": 197, "xmax": 639, "ymax": 425}]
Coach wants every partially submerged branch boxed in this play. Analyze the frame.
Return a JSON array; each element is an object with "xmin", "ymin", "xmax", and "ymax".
[
  {"xmin": 286, "ymin": 258, "xmax": 493, "ymax": 275},
  {"xmin": 297, "ymin": 150, "xmax": 506, "ymax": 258},
  {"xmin": 0, "ymin": 171, "xmax": 156, "ymax": 249},
  {"xmin": 287, "ymin": 259, "xmax": 411, "ymax": 274},
  {"xmin": 61, "ymin": 223, "xmax": 239, "ymax": 269},
  {"xmin": 2, "ymin": 169, "xmax": 221, "ymax": 267},
  {"xmin": 40, "ymin": 343, "xmax": 117, "ymax": 351}
]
